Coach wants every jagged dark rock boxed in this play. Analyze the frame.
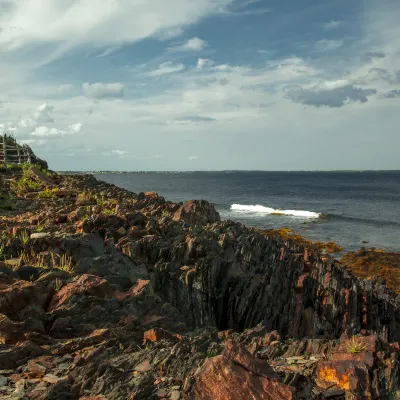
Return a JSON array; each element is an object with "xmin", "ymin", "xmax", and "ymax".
[{"xmin": 0, "ymin": 170, "xmax": 399, "ymax": 399}]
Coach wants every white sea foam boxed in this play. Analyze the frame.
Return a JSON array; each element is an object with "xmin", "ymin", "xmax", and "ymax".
[{"xmin": 231, "ymin": 204, "xmax": 321, "ymax": 218}]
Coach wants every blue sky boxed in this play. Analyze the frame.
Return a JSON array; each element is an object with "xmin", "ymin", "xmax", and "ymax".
[{"xmin": 0, "ymin": 0, "xmax": 399, "ymax": 171}]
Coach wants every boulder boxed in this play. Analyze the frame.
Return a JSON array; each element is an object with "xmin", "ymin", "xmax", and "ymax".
[
  {"xmin": 190, "ymin": 354, "xmax": 293, "ymax": 400},
  {"xmin": 75, "ymin": 253, "xmax": 148, "ymax": 290},
  {"xmin": 0, "ymin": 279, "xmax": 53, "ymax": 319},
  {"xmin": 173, "ymin": 200, "xmax": 220, "ymax": 226},
  {"xmin": 47, "ymin": 274, "xmax": 114, "ymax": 313}
]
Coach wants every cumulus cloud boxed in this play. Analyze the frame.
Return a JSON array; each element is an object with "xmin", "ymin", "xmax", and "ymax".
[
  {"xmin": 16, "ymin": 103, "xmax": 55, "ymax": 129},
  {"xmin": 31, "ymin": 122, "xmax": 82, "ymax": 138},
  {"xmin": 169, "ymin": 37, "xmax": 207, "ymax": 52},
  {"xmin": 196, "ymin": 58, "xmax": 215, "ymax": 69},
  {"xmin": 33, "ymin": 103, "xmax": 55, "ymax": 123},
  {"xmin": 146, "ymin": 62, "xmax": 185, "ymax": 77},
  {"xmin": 69, "ymin": 123, "xmax": 82, "ymax": 133},
  {"xmin": 31, "ymin": 126, "xmax": 68, "ymax": 137},
  {"xmin": 82, "ymin": 83, "xmax": 124, "ymax": 99},
  {"xmin": 285, "ymin": 83, "xmax": 377, "ymax": 107},
  {"xmin": 315, "ymin": 39, "xmax": 343, "ymax": 52}
]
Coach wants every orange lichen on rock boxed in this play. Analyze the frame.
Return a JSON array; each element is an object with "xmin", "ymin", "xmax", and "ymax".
[
  {"xmin": 340, "ymin": 248, "xmax": 400, "ymax": 294},
  {"xmin": 317, "ymin": 365, "xmax": 350, "ymax": 390}
]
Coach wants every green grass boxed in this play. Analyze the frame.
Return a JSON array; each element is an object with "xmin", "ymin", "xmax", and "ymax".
[
  {"xmin": 346, "ymin": 336, "xmax": 367, "ymax": 355},
  {"xmin": 18, "ymin": 230, "xmax": 30, "ymax": 246}
]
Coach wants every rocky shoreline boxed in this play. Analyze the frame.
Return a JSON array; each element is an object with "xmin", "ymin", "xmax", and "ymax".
[{"xmin": 0, "ymin": 165, "xmax": 399, "ymax": 399}]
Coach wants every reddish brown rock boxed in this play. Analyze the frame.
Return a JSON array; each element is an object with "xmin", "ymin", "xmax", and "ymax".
[
  {"xmin": 0, "ymin": 279, "xmax": 53, "ymax": 319},
  {"xmin": 173, "ymin": 200, "xmax": 220, "ymax": 226},
  {"xmin": 0, "ymin": 313, "xmax": 25, "ymax": 344},
  {"xmin": 316, "ymin": 360, "xmax": 370, "ymax": 397},
  {"xmin": 143, "ymin": 328, "xmax": 178, "ymax": 344},
  {"xmin": 217, "ymin": 329, "xmax": 233, "ymax": 340},
  {"xmin": 223, "ymin": 340, "xmax": 276, "ymax": 378},
  {"xmin": 48, "ymin": 274, "xmax": 113, "ymax": 312},
  {"xmin": 115, "ymin": 279, "xmax": 151, "ymax": 301},
  {"xmin": 190, "ymin": 355, "xmax": 293, "ymax": 400}
]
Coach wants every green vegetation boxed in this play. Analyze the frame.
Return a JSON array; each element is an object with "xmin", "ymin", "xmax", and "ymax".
[
  {"xmin": 18, "ymin": 230, "xmax": 30, "ymax": 246},
  {"xmin": 346, "ymin": 336, "xmax": 367, "ymax": 355},
  {"xmin": 76, "ymin": 191, "xmax": 94, "ymax": 205},
  {"xmin": 36, "ymin": 187, "xmax": 59, "ymax": 199},
  {"xmin": 35, "ymin": 221, "xmax": 45, "ymax": 232},
  {"xmin": 95, "ymin": 192, "xmax": 107, "ymax": 207},
  {"xmin": 103, "ymin": 209, "xmax": 115, "ymax": 216},
  {"xmin": 206, "ymin": 348, "xmax": 220, "ymax": 358},
  {"xmin": 9, "ymin": 167, "xmax": 44, "ymax": 195}
]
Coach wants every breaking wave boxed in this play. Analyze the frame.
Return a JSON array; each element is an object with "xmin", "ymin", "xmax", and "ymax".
[{"xmin": 230, "ymin": 204, "xmax": 321, "ymax": 218}]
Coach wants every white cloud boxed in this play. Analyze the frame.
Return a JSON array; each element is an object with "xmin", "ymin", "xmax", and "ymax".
[
  {"xmin": 188, "ymin": 155, "xmax": 199, "ymax": 160},
  {"xmin": 31, "ymin": 126, "xmax": 68, "ymax": 137},
  {"xmin": 0, "ymin": 1, "xmax": 231, "ymax": 57},
  {"xmin": 33, "ymin": 103, "xmax": 55, "ymax": 123},
  {"xmin": 82, "ymin": 83, "xmax": 124, "ymax": 99},
  {"xmin": 146, "ymin": 62, "xmax": 185, "ymax": 77},
  {"xmin": 315, "ymin": 39, "xmax": 343, "ymax": 52},
  {"xmin": 324, "ymin": 20, "xmax": 342, "ymax": 30},
  {"xmin": 69, "ymin": 123, "xmax": 82, "ymax": 133},
  {"xmin": 196, "ymin": 58, "xmax": 215, "ymax": 69},
  {"xmin": 169, "ymin": 37, "xmax": 207, "ymax": 52},
  {"xmin": 31, "ymin": 122, "xmax": 82, "ymax": 138},
  {"xmin": 16, "ymin": 103, "xmax": 55, "ymax": 129}
]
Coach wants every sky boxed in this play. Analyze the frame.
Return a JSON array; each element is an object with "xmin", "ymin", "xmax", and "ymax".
[{"xmin": 0, "ymin": 0, "xmax": 399, "ymax": 171}]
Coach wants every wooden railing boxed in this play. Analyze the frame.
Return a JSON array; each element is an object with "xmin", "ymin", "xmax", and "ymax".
[{"xmin": 0, "ymin": 134, "xmax": 32, "ymax": 166}]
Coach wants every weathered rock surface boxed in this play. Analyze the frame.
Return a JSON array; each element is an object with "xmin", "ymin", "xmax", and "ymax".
[{"xmin": 0, "ymin": 172, "xmax": 399, "ymax": 399}]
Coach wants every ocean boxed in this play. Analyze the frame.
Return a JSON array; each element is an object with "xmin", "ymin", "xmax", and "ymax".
[{"xmin": 94, "ymin": 171, "xmax": 400, "ymax": 252}]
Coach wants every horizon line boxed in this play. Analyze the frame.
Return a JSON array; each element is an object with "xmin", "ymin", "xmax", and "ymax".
[{"xmin": 55, "ymin": 169, "xmax": 400, "ymax": 173}]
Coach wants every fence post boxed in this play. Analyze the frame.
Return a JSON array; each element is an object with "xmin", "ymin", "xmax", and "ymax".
[
  {"xmin": 17, "ymin": 146, "xmax": 21, "ymax": 164},
  {"xmin": 3, "ymin": 134, "xmax": 7, "ymax": 166},
  {"xmin": 27, "ymin": 147, "xmax": 32, "ymax": 164}
]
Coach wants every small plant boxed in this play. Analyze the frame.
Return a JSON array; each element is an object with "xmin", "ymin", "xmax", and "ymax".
[
  {"xmin": 95, "ymin": 194, "xmax": 107, "ymax": 207},
  {"xmin": 55, "ymin": 278, "xmax": 63, "ymax": 291},
  {"xmin": 206, "ymin": 348, "xmax": 220, "ymax": 358},
  {"xmin": 57, "ymin": 253, "xmax": 73, "ymax": 272},
  {"xmin": 19, "ymin": 230, "xmax": 30, "ymax": 246},
  {"xmin": 35, "ymin": 221, "xmax": 45, "ymax": 232},
  {"xmin": 346, "ymin": 336, "xmax": 367, "ymax": 355},
  {"xmin": 0, "ymin": 242, "xmax": 5, "ymax": 261},
  {"xmin": 76, "ymin": 191, "xmax": 94, "ymax": 205},
  {"xmin": 81, "ymin": 214, "xmax": 90, "ymax": 221},
  {"xmin": 36, "ymin": 187, "xmax": 59, "ymax": 199},
  {"xmin": 103, "ymin": 209, "xmax": 114, "ymax": 216}
]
